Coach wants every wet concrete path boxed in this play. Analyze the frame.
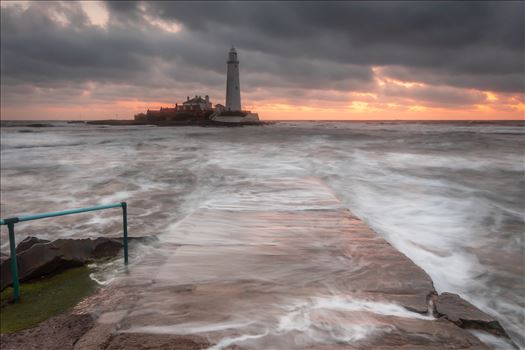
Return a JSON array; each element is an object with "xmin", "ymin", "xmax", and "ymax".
[{"xmin": 74, "ymin": 178, "xmax": 492, "ymax": 349}]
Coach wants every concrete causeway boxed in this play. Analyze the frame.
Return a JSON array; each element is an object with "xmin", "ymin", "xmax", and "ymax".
[{"xmin": 44, "ymin": 178, "xmax": 509, "ymax": 348}]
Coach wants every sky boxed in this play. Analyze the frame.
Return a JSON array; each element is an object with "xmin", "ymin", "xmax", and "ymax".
[{"xmin": 1, "ymin": 1, "xmax": 524, "ymax": 121}]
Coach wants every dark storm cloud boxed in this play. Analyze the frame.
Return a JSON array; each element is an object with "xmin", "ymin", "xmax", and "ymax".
[
  {"xmin": 1, "ymin": 2, "xmax": 371, "ymax": 90},
  {"xmin": 110, "ymin": 1, "xmax": 524, "ymax": 92},
  {"xmin": 146, "ymin": 1, "xmax": 523, "ymax": 51},
  {"xmin": 1, "ymin": 3, "xmax": 155, "ymax": 86},
  {"xmin": 1, "ymin": 0, "xmax": 523, "ymax": 111},
  {"xmin": 382, "ymin": 84, "xmax": 487, "ymax": 107},
  {"xmin": 380, "ymin": 66, "xmax": 523, "ymax": 94}
]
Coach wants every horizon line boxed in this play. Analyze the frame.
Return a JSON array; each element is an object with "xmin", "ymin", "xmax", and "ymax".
[{"xmin": 1, "ymin": 119, "xmax": 524, "ymax": 123}]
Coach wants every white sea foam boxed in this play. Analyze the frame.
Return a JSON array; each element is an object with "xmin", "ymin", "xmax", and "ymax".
[
  {"xmin": 124, "ymin": 296, "xmax": 425, "ymax": 349},
  {"xmin": 207, "ymin": 332, "xmax": 269, "ymax": 350},
  {"xmin": 1, "ymin": 121, "xmax": 523, "ymax": 348},
  {"xmin": 308, "ymin": 296, "xmax": 433, "ymax": 320},
  {"xmin": 128, "ymin": 320, "xmax": 255, "ymax": 335},
  {"xmin": 470, "ymin": 330, "xmax": 518, "ymax": 350}
]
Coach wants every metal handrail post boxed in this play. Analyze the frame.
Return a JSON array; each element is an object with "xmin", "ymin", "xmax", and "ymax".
[
  {"xmin": 7, "ymin": 222, "xmax": 20, "ymax": 301},
  {"xmin": 121, "ymin": 202, "xmax": 128, "ymax": 265}
]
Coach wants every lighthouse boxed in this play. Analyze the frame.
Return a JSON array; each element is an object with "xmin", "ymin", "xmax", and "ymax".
[
  {"xmin": 211, "ymin": 47, "xmax": 259, "ymax": 123},
  {"xmin": 225, "ymin": 47, "xmax": 241, "ymax": 111}
]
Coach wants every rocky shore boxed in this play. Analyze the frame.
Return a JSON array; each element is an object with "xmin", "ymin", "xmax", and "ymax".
[
  {"xmin": 1, "ymin": 233, "xmax": 517, "ymax": 348},
  {"xmin": 1, "ymin": 237, "xmax": 119, "ymax": 291},
  {"xmin": 86, "ymin": 119, "xmax": 270, "ymax": 127},
  {"xmin": 1, "ymin": 283, "xmax": 515, "ymax": 350},
  {"xmin": 0, "ymin": 178, "xmax": 518, "ymax": 349},
  {"xmin": 1, "ymin": 236, "xmax": 157, "ymax": 292}
]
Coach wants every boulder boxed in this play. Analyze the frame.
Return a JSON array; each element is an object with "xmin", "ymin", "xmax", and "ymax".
[
  {"xmin": 0, "ymin": 313, "xmax": 94, "ymax": 350},
  {"xmin": 434, "ymin": 292, "xmax": 509, "ymax": 338},
  {"xmin": 25, "ymin": 123, "xmax": 54, "ymax": 128},
  {"xmin": 16, "ymin": 236, "xmax": 50, "ymax": 253},
  {"xmin": 108, "ymin": 235, "xmax": 159, "ymax": 245},
  {"xmin": 1, "ymin": 252, "xmax": 11, "ymax": 291},
  {"xmin": 105, "ymin": 333, "xmax": 210, "ymax": 350},
  {"xmin": 0, "ymin": 237, "xmax": 123, "ymax": 291},
  {"xmin": 0, "ymin": 251, "xmax": 9, "ymax": 265},
  {"xmin": 1, "ymin": 237, "xmax": 49, "ymax": 287}
]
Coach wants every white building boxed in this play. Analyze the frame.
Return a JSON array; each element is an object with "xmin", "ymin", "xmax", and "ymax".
[
  {"xmin": 182, "ymin": 95, "xmax": 212, "ymax": 111},
  {"xmin": 225, "ymin": 47, "xmax": 241, "ymax": 111}
]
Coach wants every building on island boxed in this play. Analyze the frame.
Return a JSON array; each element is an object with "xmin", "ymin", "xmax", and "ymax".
[
  {"xmin": 134, "ymin": 95, "xmax": 213, "ymax": 123},
  {"xmin": 134, "ymin": 47, "xmax": 259, "ymax": 124},
  {"xmin": 182, "ymin": 95, "xmax": 212, "ymax": 111}
]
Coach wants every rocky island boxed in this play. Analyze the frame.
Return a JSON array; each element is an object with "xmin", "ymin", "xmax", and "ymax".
[{"xmin": 89, "ymin": 47, "xmax": 262, "ymax": 127}]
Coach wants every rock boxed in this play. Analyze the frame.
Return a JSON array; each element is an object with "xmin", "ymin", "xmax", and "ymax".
[
  {"xmin": 108, "ymin": 235, "xmax": 159, "ymax": 245},
  {"xmin": 16, "ymin": 236, "xmax": 50, "ymax": 253},
  {"xmin": 1, "ymin": 251, "xmax": 13, "ymax": 292},
  {"xmin": 18, "ymin": 129, "xmax": 41, "ymax": 133},
  {"xmin": 105, "ymin": 333, "xmax": 210, "ymax": 350},
  {"xmin": 0, "ymin": 313, "xmax": 94, "ymax": 350},
  {"xmin": 51, "ymin": 237, "xmax": 123, "ymax": 261},
  {"xmin": 0, "ymin": 237, "xmax": 123, "ymax": 291},
  {"xmin": 25, "ymin": 123, "xmax": 54, "ymax": 128},
  {"xmin": 363, "ymin": 317, "xmax": 491, "ymax": 349},
  {"xmin": 434, "ymin": 292, "xmax": 510, "ymax": 338}
]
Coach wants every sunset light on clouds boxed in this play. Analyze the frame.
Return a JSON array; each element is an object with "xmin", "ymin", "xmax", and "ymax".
[
  {"xmin": 1, "ymin": 1, "xmax": 523, "ymax": 120},
  {"xmin": 1, "ymin": 3, "xmax": 525, "ymax": 348}
]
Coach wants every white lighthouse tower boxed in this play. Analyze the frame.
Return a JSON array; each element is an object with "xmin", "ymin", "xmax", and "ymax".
[
  {"xmin": 211, "ymin": 47, "xmax": 259, "ymax": 123},
  {"xmin": 225, "ymin": 46, "xmax": 241, "ymax": 111}
]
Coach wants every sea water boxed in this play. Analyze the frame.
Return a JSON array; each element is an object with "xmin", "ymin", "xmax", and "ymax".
[{"xmin": 1, "ymin": 120, "xmax": 523, "ymax": 347}]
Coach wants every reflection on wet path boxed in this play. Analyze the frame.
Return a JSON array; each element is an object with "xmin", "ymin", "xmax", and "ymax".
[{"xmin": 99, "ymin": 178, "xmax": 486, "ymax": 349}]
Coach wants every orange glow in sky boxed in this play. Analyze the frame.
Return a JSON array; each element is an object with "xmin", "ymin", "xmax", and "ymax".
[
  {"xmin": 3, "ymin": 63, "xmax": 522, "ymax": 121},
  {"xmin": 1, "ymin": 2, "xmax": 523, "ymax": 121},
  {"xmin": 2, "ymin": 90, "xmax": 523, "ymax": 121}
]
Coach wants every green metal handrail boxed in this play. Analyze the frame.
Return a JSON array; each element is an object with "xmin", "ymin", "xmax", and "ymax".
[{"xmin": 0, "ymin": 202, "xmax": 128, "ymax": 302}]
